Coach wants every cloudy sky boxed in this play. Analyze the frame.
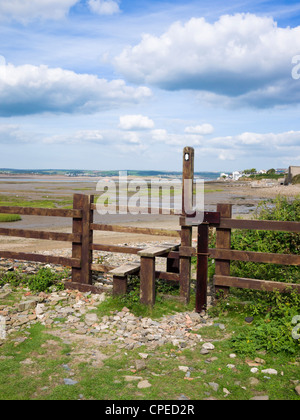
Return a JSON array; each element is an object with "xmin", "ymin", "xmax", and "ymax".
[{"xmin": 1, "ymin": 0, "xmax": 300, "ymax": 172}]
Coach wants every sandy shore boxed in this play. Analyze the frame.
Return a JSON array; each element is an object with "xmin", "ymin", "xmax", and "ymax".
[{"xmin": 0, "ymin": 177, "xmax": 299, "ymax": 253}]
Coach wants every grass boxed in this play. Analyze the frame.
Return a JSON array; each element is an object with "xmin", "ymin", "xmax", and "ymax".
[
  {"xmin": 0, "ymin": 194, "xmax": 73, "ymax": 209},
  {"xmin": 0, "ymin": 214, "xmax": 21, "ymax": 223},
  {"xmin": 0, "ymin": 261, "xmax": 299, "ymax": 400},
  {"xmin": 0, "ymin": 304, "xmax": 299, "ymax": 400}
]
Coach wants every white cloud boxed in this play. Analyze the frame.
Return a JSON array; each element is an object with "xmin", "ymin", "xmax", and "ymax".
[
  {"xmin": 185, "ymin": 124, "xmax": 214, "ymax": 135},
  {"xmin": 0, "ymin": 0, "xmax": 79, "ymax": 22},
  {"xmin": 0, "ymin": 62, "xmax": 152, "ymax": 116},
  {"xmin": 43, "ymin": 130, "xmax": 106, "ymax": 145},
  {"xmin": 123, "ymin": 132, "xmax": 141, "ymax": 145},
  {"xmin": 119, "ymin": 115, "xmax": 154, "ymax": 130},
  {"xmin": 88, "ymin": 0, "xmax": 120, "ymax": 15},
  {"xmin": 115, "ymin": 13, "xmax": 300, "ymax": 108},
  {"xmin": 0, "ymin": 124, "xmax": 32, "ymax": 144}
]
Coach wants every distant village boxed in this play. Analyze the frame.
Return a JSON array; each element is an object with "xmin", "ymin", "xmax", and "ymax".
[
  {"xmin": 218, "ymin": 168, "xmax": 288, "ymax": 181},
  {"xmin": 218, "ymin": 166, "xmax": 300, "ymax": 186}
]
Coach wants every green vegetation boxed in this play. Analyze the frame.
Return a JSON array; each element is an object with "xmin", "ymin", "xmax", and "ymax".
[
  {"xmin": 292, "ymin": 174, "xmax": 300, "ymax": 185},
  {"xmin": 0, "ymin": 195, "xmax": 299, "ymax": 400},
  {"xmin": 96, "ymin": 276, "xmax": 194, "ymax": 319},
  {"xmin": 198, "ymin": 195, "xmax": 300, "ymax": 356},
  {"xmin": 0, "ymin": 267, "xmax": 67, "ymax": 292},
  {"xmin": 0, "ymin": 194, "xmax": 73, "ymax": 209},
  {"xmin": 0, "ymin": 214, "xmax": 21, "ymax": 223},
  {"xmin": 0, "ymin": 304, "xmax": 299, "ymax": 400},
  {"xmin": 241, "ymin": 173, "xmax": 284, "ymax": 181}
]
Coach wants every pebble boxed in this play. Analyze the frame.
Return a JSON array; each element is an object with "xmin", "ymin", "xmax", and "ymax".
[
  {"xmin": 202, "ymin": 343, "xmax": 215, "ymax": 351},
  {"xmin": 137, "ymin": 380, "xmax": 151, "ymax": 389},
  {"xmin": 261, "ymin": 368, "xmax": 278, "ymax": 375},
  {"xmin": 0, "ymin": 281, "xmax": 212, "ymax": 351},
  {"xmin": 64, "ymin": 378, "xmax": 78, "ymax": 386}
]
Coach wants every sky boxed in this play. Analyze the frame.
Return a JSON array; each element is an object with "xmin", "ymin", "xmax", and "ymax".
[{"xmin": 1, "ymin": 0, "xmax": 300, "ymax": 172}]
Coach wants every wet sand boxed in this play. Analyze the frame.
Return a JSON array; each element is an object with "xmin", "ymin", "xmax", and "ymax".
[{"xmin": 0, "ymin": 177, "xmax": 299, "ymax": 253}]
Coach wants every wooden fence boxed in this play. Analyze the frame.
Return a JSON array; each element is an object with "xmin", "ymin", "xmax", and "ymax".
[
  {"xmin": 0, "ymin": 193, "xmax": 189, "ymax": 306},
  {"xmin": 0, "ymin": 198, "xmax": 299, "ymax": 312},
  {"xmin": 182, "ymin": 203, "xmax": 300, "ymax": 312}
]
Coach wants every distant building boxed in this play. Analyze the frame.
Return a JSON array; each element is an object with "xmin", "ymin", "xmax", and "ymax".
[
  {"xmin": 232, "ymin": 171, "xmax": 242, "ymax": 181},
  {"xmin": 285, "ymin": 166, "xmax": 300, "ymax": 185}
]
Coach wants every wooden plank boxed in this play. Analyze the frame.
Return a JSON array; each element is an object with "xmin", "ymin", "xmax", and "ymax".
[
  {"xmin": 210, "ymin": 248, "xmax": 300, "ymax": 266},
  {"xmin": 196, "ymin": 223, "xmax": 209, "ymax": 312},
  {"xmin": 179, "ymin": 246, "xmax": 197, "ymax": 257},
  {"xmin": 138, "ymin": 244, "xmax": 177, "ymax": 257},
  {"xmin": 180, "ymin": 225, "xmax": 192, "ymax": 304},
  {"xmin": 91, "ymin": 244, "xmax": 142, "ymax": 254},
  {"xmin": 113, "ymin": 275, "xmax": 128, "ymax": 296},
  {"xmin": 183, "ymin": 211, "xmax": 221, "ymax": 225},
  {"xmin": 217, "ymin": 218, "xmax": 300, "ymax": 233},
  {"xmin": 155, "ymin": 271, "xmax": 180, "ymax": 282},
  {"xmin": 140, "ymin": 256, "xmax": 156, "ymax": 306},
  {"xmin": 214, "ymin": 275, "xmax": 300, "ymax": 293},
  {"xmin": 81, "ymin": 195, "xmax": 93, "ymax": 285},
  {"xmin": 0, "ymin": 206, "xmax": 81, "ymax": 218},
  {"xmin": 0, "ymin": 227, "xmax": 81, "ymax": 243},
  {"xmin": 215, "ymin": 204, "xmax": 232, "ymax": 297},
  {"xmin": 72, "ymin": 194, "xmax": 84, "ymax": 284},
  {"xmin": 91, "ymin": 223, "xmax": 181, "ymax": 238},
  {"xmin": 109, "ymin": 262, "xmax": 140, "ymax": 277},
  {"xmin": 0, "ymin": 251, "xmax": 80, "ymax": 268}
]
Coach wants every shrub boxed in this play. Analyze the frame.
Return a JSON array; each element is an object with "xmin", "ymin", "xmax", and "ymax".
[
  {"xmin": 0, "ymin": 267, "xmax": 66, "ymax": 292},
  {"xmin": 230, "ymin": 196, "xmax": 300, "ymax": 284},
  {"xmin": 207, "ymin": 196, "xmax": 300, "ymax": 355},
  {"xmin": 25, "ymin": 268, "xmax": 65, "ymax": 292}
]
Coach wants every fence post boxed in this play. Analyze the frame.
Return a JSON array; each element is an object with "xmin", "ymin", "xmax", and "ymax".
[
  {"xmin": 214, "ymin": 203, "xmax": 232, "ymax": 297},
  {"xmin": 140, "ymin": 256, "xmax": 156, "ymax": 306},
  {"xmin": 180, "ymin": 146, "xmax": 194, "ymax": 304},
  {"xmin": 196, "ymin": 222, "xmax": 209, "ymax": 312},
  {"xmin": 72, "ymin": 194, "xmax": 93, "ymax": 286}
]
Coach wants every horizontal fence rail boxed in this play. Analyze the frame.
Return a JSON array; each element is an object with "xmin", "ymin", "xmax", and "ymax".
[
  {"xmin": 0, "ymin": 206, "xmax": 81, "ymax": 218},
  {"xmin": 0, "ymin": 250, "xmax": 81, "ymax": 268},
  {"xmin": 213, "ymin": 218, "xmax": 300, "ymax": 233},
  {"xmin": 214, "ymin": 275, "xmax": 300, "ymax": 293},
  {"xmin": 91, "ymin": 223, "xmax": 181, "ymax": 238},
  {"xmin": 0, "ymin": 227, "xmax": 81, "ymax": 243}
]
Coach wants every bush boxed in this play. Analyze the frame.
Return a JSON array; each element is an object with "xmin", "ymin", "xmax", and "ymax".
[
  {"xmin": 230, "ymin": 196, "xmax": 300, "ymax": 284},
  {"xmin": 0, "ymin": 267, "xmax": 66, "ymax": 292},
  {"xmin": 292, "ymin": 174, "xmax": 300, "ymax": 184},
  {"xmin": 207, "ymin": 196, "xmax": 300, "ymax": 355},
  {"xmin": 229, "ymin": 288, "xmax": 300, "ymax": 355}
]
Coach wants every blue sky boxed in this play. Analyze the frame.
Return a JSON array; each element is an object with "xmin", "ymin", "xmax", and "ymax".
[{"xmin": 1, "ymin": 0, "xmax": 300, "ymax": 172}]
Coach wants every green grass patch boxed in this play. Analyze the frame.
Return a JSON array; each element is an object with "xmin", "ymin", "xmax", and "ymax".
[
  {"xmin": 96, "ymin": 277, "xmax": 195, "ymax": 319},
  {"xmin": 0, "ymin": 194, "xmax": 73, "ymax": 209},
  {"xmin": 0, "ymin": 214, "xmax": 21, "ymax": 222}
]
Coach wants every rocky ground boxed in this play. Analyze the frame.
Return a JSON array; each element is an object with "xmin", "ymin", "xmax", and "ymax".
[
  {"xmin": 0, "ymin": 285, "xmax": 210, "ymax": 350},
  {"xmin": 1, "ymin": 242, "xmax": 299, "ymax": 400}
]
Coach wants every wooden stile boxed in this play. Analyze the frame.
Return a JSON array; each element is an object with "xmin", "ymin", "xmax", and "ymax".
[{"xmin": 0, "ymin": 146, "xmax": 299, "ymax": 307}]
